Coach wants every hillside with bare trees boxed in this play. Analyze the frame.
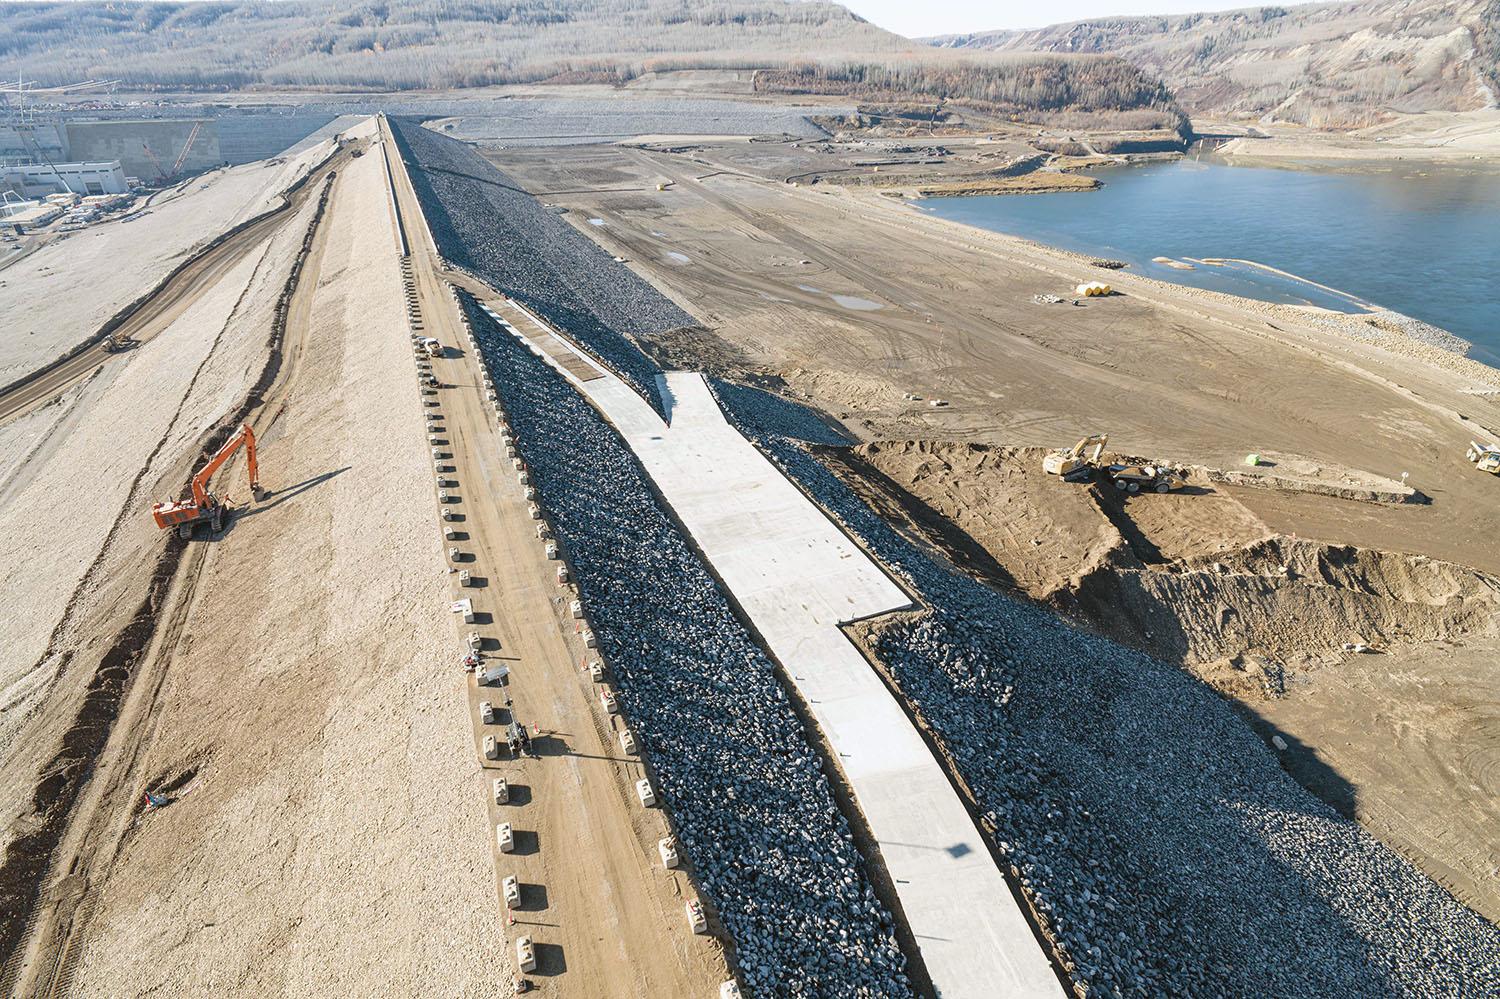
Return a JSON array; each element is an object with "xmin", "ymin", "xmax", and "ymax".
[{"xmin": 931, "ymin": 0, "xmax": 1499, "ymax": 128}]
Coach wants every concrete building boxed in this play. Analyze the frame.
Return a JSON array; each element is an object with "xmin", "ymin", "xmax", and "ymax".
[
  {"xmin": 0, "ymin": 202, "xmax": 64, "ymax": 232},
  {"xmin": 1, "ymin": 161, "xmax": 129, "ymax": 198}
]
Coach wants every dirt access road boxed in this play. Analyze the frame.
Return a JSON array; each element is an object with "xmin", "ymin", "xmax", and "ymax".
[
  {"xmin": 0, "ymin": 147, "xmax": 354, "ymax": 426},
  {"xmin": 382, "ymin": 117, "xmax": 728, "ymax": 998},
  {"xmin": 0, "ymin": 155, "xmax": 350, "ymax": 999}
]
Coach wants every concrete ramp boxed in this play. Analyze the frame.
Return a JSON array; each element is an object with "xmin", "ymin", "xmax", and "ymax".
[{"xmin": 481, "ymin": 302, "xmax": 1063, "ymax": 998}]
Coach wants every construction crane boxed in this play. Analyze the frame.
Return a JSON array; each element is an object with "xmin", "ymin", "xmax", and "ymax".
[
  {"xmin": 152, "ymin": 424, "xmax": 267, "ymax": 537},
  {"xmin": 169, "ymin": 120, "xmax": 204, "ymax": 177},
  {"xmin": 1043, "ymin": 433, "xmax": 1108, "ymax": 480},
  {"xmin": 140, "ymin": 139, "xmax": 167, "ymax": 183}
]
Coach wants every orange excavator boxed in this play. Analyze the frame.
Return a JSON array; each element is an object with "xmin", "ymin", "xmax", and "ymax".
[{"xmin": 152, "ymin": 423, "xmax": 267, "ymax": 537}]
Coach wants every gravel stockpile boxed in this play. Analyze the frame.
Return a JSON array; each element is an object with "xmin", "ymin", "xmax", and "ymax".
[
  {"xmin": 391, "ymin": 118, "xmax": 687, "ymax": 412},
  {"xmin": 463, "ymin": 298, "xmax": 911, "ymax": 999},
  {"xmin": 711, "ymin": 382, "xmax": 1500, "ymax": 999}
]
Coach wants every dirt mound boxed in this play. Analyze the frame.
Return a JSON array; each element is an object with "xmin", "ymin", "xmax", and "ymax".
[
  {"xmin": 1072, "ymin": 537, "xmax": 1500, "ymax": 675},
  {"xmin": 831, "ymin": 437, "xmax": 1500, "ymax": 922},
  {"xmin": 850, "ymin": 441, "xmax": 1116, "ymax": 597}
]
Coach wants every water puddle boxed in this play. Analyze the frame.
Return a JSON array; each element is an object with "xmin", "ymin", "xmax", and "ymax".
[
  {"xmin": 832, "ymin": 295, "xmax": 883, "ymax": 311},
  {"xmin": 664, "ymin": 251, "xmax": 691, "ymax": 265}
]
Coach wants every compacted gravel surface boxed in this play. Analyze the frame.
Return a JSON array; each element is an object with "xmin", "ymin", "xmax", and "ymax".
[{"xmin": 462, "ymin": 296, "xmax": 912, "ymax": 999}]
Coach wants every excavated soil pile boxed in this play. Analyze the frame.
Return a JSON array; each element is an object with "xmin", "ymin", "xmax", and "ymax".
[{"xmin": 838, "ymin": 436, "xmax": 1500, "ymax": 925}]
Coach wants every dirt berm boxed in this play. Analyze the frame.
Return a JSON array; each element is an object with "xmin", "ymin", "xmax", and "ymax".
[{"xmin": 829, "ymin": 438, "xmax": 1500, "ymax": 923}]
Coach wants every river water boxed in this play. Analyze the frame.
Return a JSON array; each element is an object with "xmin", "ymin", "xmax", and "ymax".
[{"xmin": 918, "ymin": 159, "xmax": 1500, "ymax": 366}]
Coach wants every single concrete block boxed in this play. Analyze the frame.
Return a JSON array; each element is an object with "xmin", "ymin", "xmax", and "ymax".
[
  {"xmin": 556, "ymin": 565, "xmax": 570, "ymax": 584},
  {"xmin": 528, "ymin": 503, "xmax": 541, "ymax": 520},
  {"xmin": 570, "ymin": 599, "xmax": 583, "ymax": 619},
  {"xmin": 516, "ymin": 936, "xmax": 536, "ymax": 973},
  {"xmin": 686, "ymin": 899, "xmax": 708, "ymax": 934},
  {"xmin": 545, "ymin": 542, "xmax": 559, "ymax": 560},
  {"xmin": 493, "ymin": 777, "xmax": 509, "ymax": 805},
  {"xmin": 600, "ymin": 688, "xmax": 618, "ymax": 714},
  {"xmin": 636, "ymin": 778, "xmax": 655, "ymax": 807},
  {"xmin": 503, "ymin": 875, "xmax": 521, "ymax": 907},
  {"xmin": 583, "ymin": 629, "xmax": 597, "ymax": 648},
  {"xmin": 459, "ymin": 569, "xmax": 472, "ymax": 587},
  {"xmin": 442, "ymin": 508, "xmax": 456, "ymax": 522},
  {"xmin": 721, "ymin": 982, "xmax": 742, "ymax": 999},
  {"xmin": 480, "ymin": 700, "xmax": 494, "ymax": 724},
  {"xmin": 467, "ymin": 631, "xmax": 482, "ymax": 651},
  {"xmin": 444, "ymin": 525, "xmax": 457, "ymax": 541},
  {"xmin": 483, "ymin": 735, "xmax": 499, "ymax": 760},
  {"xmin": 589, "ymin": 661, "xmax": 604, "ymax": 683},
  {"xmin": 620, "ymin": 729, "xmax": 637, "ymax": 755},
  {"xmin": 659, "ymin": 838, "xmax": 679, "ymax": 869},
  {"xmin": 496, "ymin": 822, "xmax": 515, "ymax": 853},
  {"xmin": 450, "ymin": 598, "xmax": 474, "ymax": 623}
]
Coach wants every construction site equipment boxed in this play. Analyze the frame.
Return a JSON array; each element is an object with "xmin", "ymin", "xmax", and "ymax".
[
  {"xmin": 1107, "ymin": 463, "xmax": 1185, "ymax": 494},
  {"xmin": 168, "ymin": 120, "xmax": 204, "ymax": 177},
  {"xmin": 421, "ymin": 336, "xmax": 442, "ymax": 358},
  {"xmin": 478, "ymin": 664, "xmax": 509, "ymax": 686},
  {"xmin": 152, "ymin": 423, "xmax": 265, "ymax": 537},
  {"xmin": 1467, "ymin": 440, "xmax": 1500, "ymax": 474},
  {"xmin": 1043, "ymin": 434, "xmax": 1108, "ymax": 480},
  {"xmin": 102, "ymin": 333, "xmax": 135, "ymax": 353}
]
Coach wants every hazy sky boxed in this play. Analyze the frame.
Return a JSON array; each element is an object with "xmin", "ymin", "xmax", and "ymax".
[{"xmin": 841, "ymin": 0, "xmax": 1263, "ymax": 36}]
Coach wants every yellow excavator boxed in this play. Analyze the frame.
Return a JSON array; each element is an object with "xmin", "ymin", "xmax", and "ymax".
[{"xmin": 1043, "ymin": 434, "xmax": 1108, "ymax": 481}]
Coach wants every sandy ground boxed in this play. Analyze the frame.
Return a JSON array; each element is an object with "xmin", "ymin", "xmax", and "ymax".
[
  {"xmin": 826, "ymin": 439, "xmax": 1500, "ymax": 924},
  {"xmin": 56, "ymin": 145, "xmax": 501, "ymax": 996},
  {"xmin": 0, "ymin": 141, "xmax": 336, "ymax": 388},
  {"xmin": 486, "ymin": 139, "xmax": 1500, "ymax": 928},
  {"xmin": 492, "ymin": 141, "xmax": 1500, "ymax": 576},
  {"xmin": 1216, "ymin": 109, "xmax": 1500, "ymax": 166}
]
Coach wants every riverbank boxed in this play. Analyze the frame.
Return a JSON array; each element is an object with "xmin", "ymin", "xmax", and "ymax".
[
  {"xmin": 914, "ymin": 158, "xmax": 1500, "ymax": 368},
  {"xmin": 1209, "ymin": 110, "xmax": 1500, "ymax": 169}
]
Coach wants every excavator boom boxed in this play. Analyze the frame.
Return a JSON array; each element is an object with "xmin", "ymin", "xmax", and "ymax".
[{"xmin": 152, "ymin": 423, "xmax": 263, "ymax": 534}]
